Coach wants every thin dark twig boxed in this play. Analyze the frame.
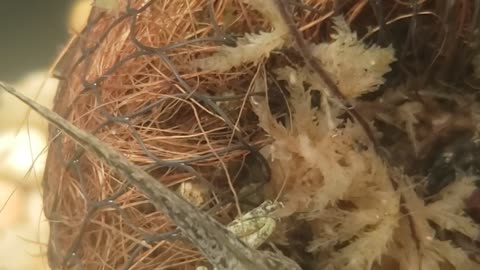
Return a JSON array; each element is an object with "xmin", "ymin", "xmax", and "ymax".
[
  {"xmin": 208, "ymin": 0, "xmax": 237, "ymax": 47},
  {"xmin": 368, "ymin": 0, "xmax": 390, "ymax": 46},
  {"xmin": 275, "ymin": 0, "xmax": 378, "ymax": 148}
]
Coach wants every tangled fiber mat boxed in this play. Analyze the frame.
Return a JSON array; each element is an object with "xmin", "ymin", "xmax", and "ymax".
[{"xmin": 13, "ymin": 0, "xmax": 480, "ymax": 269}]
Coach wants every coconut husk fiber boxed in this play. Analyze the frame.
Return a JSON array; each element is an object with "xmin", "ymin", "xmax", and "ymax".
[{"xmin": 42, "ymin": 0, "xmax": 480, "ymax": 270}]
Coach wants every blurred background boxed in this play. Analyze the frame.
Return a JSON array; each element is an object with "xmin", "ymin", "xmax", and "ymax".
[
  {"xmin": 0, "ymin": 1, "xmax": 90, "ymax": 269},
  {"xmin": 0, "ymin": 1, "xmax": 71, "ymax": 82}
]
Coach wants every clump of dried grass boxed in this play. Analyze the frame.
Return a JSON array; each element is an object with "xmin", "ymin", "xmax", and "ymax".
[{"xmin": 44, "ymin": 0, "xmax": 480, "ymax": 269}]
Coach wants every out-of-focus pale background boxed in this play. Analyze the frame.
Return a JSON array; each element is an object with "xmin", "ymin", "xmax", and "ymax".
[{"xmin": 0, "ymin": 1, "xmax": 90, "ymax": 269}]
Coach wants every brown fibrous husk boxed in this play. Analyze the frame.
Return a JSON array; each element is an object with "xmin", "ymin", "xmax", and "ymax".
[{"xmin": 43, "ymin": 0, "xmax": 480, "ymax": 269}]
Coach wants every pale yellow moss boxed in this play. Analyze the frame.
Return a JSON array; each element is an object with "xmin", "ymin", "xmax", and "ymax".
[
  {"xmin": 193, "ymin": 0, "xmax": 289, "ymax": 72},
  {"xmin": 252, "ymin": 69, "xmax": 400, "ymax": 269},
  {"xmin": 194, "ymin": 4, "xmax": 476, "ymax": 268},
  {"xmin": 397, "ymin": 176, "xmax": 480, "ymax": 270},
  {"xmin": 310, "ymin": 17, "xmax": 396, "ymax": 98},
  {"xmin": 426, "ymin": 177, "xmax": 478, "ymax": 239}
]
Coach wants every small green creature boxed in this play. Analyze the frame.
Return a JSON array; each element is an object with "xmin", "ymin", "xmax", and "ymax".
[{"xmin": 227, "ymin": 200, "xmax": 281, "ymax": 249}]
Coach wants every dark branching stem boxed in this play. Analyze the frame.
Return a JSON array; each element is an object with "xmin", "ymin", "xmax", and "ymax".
[{"xmin": 275, "ymin": 0, "xmax": 378, "ymax": 148}]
